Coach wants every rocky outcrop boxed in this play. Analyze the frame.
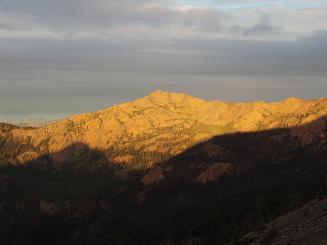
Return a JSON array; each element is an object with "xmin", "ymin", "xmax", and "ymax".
[{"xmin": 241, "ymin": 198, "xmax": 327, "ymax": 245}]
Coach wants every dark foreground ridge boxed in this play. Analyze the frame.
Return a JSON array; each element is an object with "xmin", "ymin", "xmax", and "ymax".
[
  {"xmin": 240, "ymin": 198, "xmax": 327, "ymax": 245},
  {"xmin": 0, "ymin": 116, "xmax": 326, "ymax": 245}
]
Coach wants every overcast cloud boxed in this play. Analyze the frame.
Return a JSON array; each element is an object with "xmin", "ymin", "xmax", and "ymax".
[{"xmin": 0, "ymin": 0, "xmax": 326, "ymax": 122}]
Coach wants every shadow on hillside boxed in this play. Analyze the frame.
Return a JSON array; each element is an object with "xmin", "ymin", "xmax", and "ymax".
[
  {"xmin": 0, "ymin": 115, "xmax": 326, "ymax": 245},
  {"xmin": 178, "ymin": 114, "xmax": 326, "ymax": 159},
  {"xmin": 142, "ymin": 115, "xmax": 327, "ymax": 184},
  {"xmin": 1, "ymin": 115, "xmax": 326, "ymax": 200},
  {"xmin": 1, "ymin": 115, "xmax": 326, "ymax": 188},
  {"xmin": 131, "ymin": 116, "xmax": 327, "ymax": 244},
  {"xmin": 2, "ymin": 115, "xmax": 326, "ymax": 169},
  {"xmin": 0, "ymin": 142, "xmax": 145, "ymax": 204}
]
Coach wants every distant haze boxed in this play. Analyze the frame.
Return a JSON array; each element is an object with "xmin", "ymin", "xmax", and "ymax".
[{"xmin": 0, "ymin": 0, "xmax": 327, "ymax": 122}]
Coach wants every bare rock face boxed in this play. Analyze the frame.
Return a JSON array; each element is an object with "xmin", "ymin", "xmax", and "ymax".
[
  {"xmin": 241, "ymin": 198, "xmax": 327, "ymax": 245},
  {"xmin": 1, "ymin": 91, "xmax": 327, "ymax": 167}
]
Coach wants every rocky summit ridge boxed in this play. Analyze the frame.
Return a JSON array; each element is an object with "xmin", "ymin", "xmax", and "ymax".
[
  {"xmin": 1, "ymin": 91, "xmax": 326, "ymax": 167},
  {"xmin": 1, "ymin": 91, "xmax": 327, "ymax": 245}
]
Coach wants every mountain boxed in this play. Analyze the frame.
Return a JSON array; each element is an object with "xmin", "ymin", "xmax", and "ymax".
[
  {"xmin": 1, "ymin": 91, "xmax": 326, "ymax": 168},
  {"xmin": 0, "ymin": 91, "xmax": 326, "ymax": 245}
]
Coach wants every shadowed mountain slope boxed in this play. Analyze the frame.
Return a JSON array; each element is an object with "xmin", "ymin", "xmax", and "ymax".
[
  {"xmin": 1, "ymin": 91, "xmax": 327, "ymax": 168},
  {"xmin": 240, "ymin": 198, "xmax": 327, "ymax": 245},
  {"xmin": 0, "ymin": 115, "xmax": 326, "ymax": 245}
]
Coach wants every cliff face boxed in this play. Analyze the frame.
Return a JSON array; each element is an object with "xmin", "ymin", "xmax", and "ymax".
[{"xmin": 1, "ymin": 91, "xmax": 327, "ymax": 167}]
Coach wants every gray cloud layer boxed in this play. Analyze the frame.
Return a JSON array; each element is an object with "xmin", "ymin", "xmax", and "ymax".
[{"xmin": 0, "ymin": 0, "xmax": 326, "ymax": 121}]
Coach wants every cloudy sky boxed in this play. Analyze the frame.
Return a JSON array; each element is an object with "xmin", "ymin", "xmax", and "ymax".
[{"xmin": 0, "ymin": 0, "xmax": 327, "ymax": 122}]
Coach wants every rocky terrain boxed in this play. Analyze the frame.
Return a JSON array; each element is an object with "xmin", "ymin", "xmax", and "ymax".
[
  {"xmin": 241, "ymin": 198, "xmax": 327, "ymax": 245},
  {"xmin": 0, "ymin": 91, "xmax": 326, "ymax": 245},
  {"xmin": 1, "ymin": 91, "xmax": 326, "ymax": 168}
]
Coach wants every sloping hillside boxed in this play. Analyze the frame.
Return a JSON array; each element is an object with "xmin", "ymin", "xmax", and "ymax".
[
  {"xmin": 0, "ymin": 92, "xmax": 326, "ymax": 244},
  {"xmin": 240, "ymin": 198, "xmax": 327, "ymax": 245},
  {"xmin": 1, "ymin": 118, "xmax": 326, "ymax": 244},
  {"xmin": 1, "ymin": 91, "xmax": 326, "ymax": 168}
]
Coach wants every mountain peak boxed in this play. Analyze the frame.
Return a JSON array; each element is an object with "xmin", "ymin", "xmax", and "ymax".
[
  {"xmin": 145, "ymin": 90, "xmax": 201, "ymax": 102},
  {"xmin": 5, "ymin": 91, "xmax": 327, "ymax": 167},
  {"xmin": 148, "ymin": 90, "xmax": 169, "ymax": 96},
  {"xmin": 144, "ymin": 90, "xmax": 201, "ymax": 105},
  {"xmin": 147, "ymin": 90, "xmax": 193, "ymax": 98},
  {"xmin": 283, "ymin": 97, "xmax": 304, "ymax": 103}
]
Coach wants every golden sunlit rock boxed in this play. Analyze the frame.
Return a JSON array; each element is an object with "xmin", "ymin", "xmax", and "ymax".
[{"xmin": 3, "ymin": 91, "xmax": 327, "ymax": 167}]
